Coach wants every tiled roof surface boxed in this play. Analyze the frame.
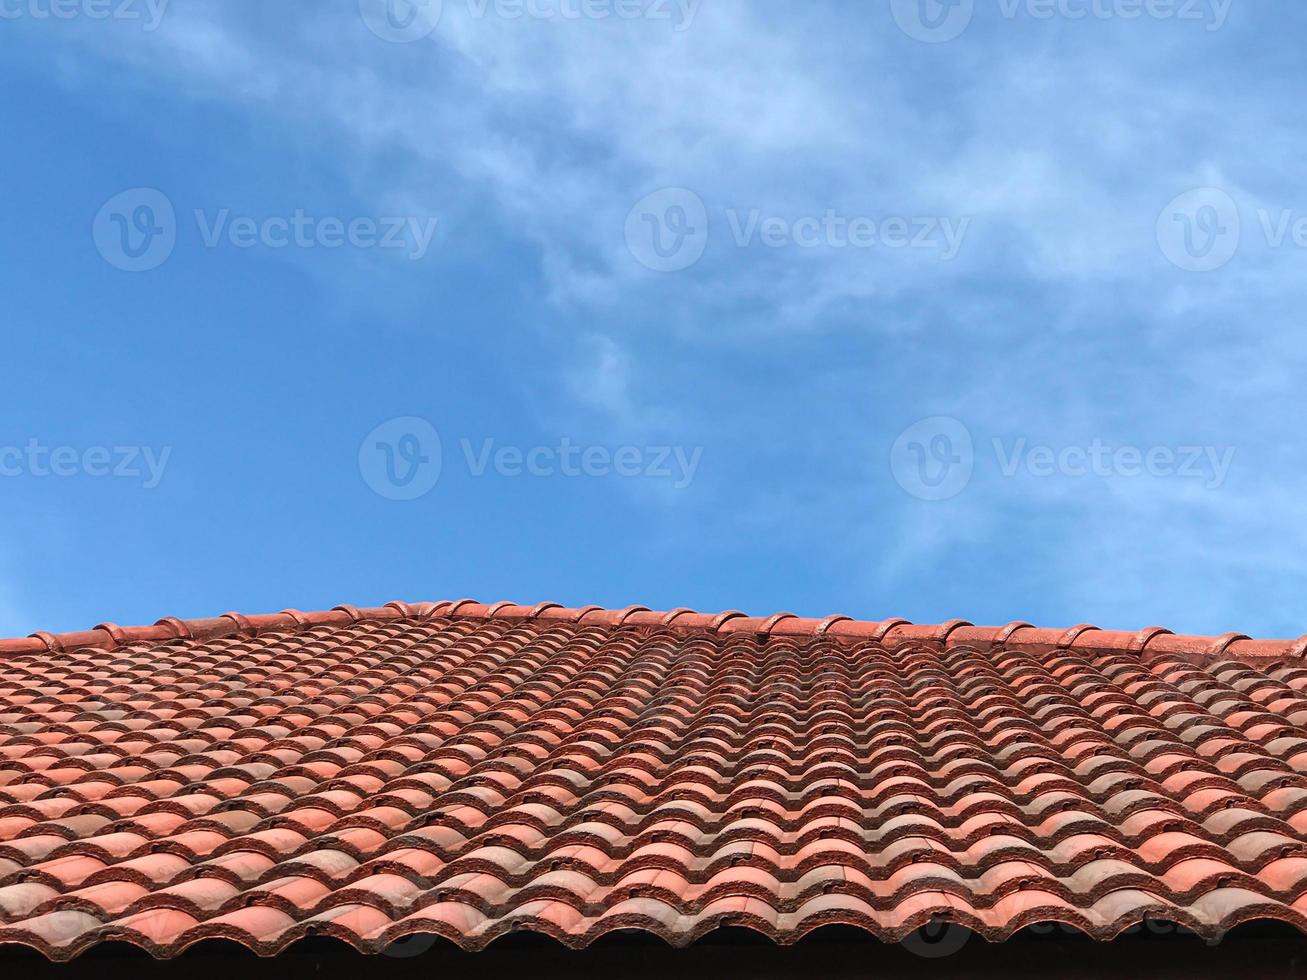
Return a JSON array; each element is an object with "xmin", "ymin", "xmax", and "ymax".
[{"xmin": 2, "ymin": 601, "xmax": 1307, "ymax": 960}]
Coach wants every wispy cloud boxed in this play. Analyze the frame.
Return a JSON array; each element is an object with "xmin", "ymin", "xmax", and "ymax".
[{"xmin": 18, "ymin": 0, "xmax": 1307, "ymax": 634}]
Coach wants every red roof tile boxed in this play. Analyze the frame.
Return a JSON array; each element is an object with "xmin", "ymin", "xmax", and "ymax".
[{"xmin": 1, "ymin": 601, "xmax": 1307, "ymax": 960}]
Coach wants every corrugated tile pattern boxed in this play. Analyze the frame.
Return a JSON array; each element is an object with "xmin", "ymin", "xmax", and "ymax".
[{"xmin": 3, "ymin": 610, "xmax": 1307, "ymax": 960}]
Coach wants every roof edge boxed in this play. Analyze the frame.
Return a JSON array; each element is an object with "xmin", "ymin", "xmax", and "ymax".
[{"xmin": 2, "ymin": 601, "xmax": 1306, "ymax": 664}]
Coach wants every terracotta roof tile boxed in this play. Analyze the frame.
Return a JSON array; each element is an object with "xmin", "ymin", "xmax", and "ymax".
[{"xmin": 1, "ymin": 601, "xmax": 1306, "ymax": 960}]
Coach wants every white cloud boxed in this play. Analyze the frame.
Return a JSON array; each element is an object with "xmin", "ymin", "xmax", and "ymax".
[
  {"xmin": 43, "ymin": 4, "xmax": 1305, "ymax": 334},
  {"xmin": 28, "ymin": 2, "xmax": 1307, "ymax": 632}
]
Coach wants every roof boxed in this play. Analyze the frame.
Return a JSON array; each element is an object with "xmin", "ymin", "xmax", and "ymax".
[{"xmin": 1, "ymin": 600, "xmax": 1306, "ymax": 961}]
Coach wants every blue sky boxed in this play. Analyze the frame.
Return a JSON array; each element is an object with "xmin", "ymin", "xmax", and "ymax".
[{"xmin": 1, "ymin": 0, "xmax": 1304, "ymax": 639}]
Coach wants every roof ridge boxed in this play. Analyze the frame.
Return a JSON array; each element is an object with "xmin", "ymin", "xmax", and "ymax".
[{"xmin": 1, "ymin": 601, "xmax": 1305, "ymax": 663}]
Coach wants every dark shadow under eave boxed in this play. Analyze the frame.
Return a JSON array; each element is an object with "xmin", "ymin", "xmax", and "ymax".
[{"xmin": 4, "ymin": 921, "xmax": 1307, "ymax": 979}]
